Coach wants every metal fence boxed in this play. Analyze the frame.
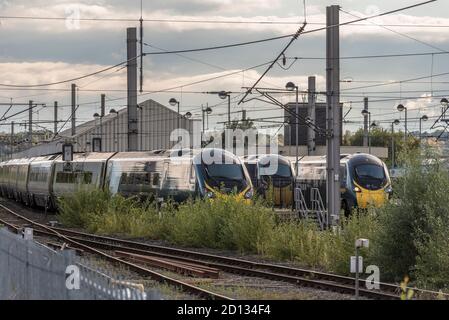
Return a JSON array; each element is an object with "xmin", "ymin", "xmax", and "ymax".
[{"xmin": 0, "ymin": 227, "xmax": 163, "ymax": 300}]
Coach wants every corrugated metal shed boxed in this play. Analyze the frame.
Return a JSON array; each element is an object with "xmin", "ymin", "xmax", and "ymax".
[{"xmin": 11, "ymin": 99, "xmax": 200, "ymax": 158}]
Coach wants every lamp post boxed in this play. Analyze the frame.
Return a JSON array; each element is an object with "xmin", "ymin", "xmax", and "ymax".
[
  {"xmin": 93, "ymin": 112, "xmax": 102, "ymax": 151},
  {"xmin": 201, "ymin": 105, "xmax": 212, "ymax": 144},
  {"xmin": 361, "ymin": 109, "xmax": 372, "ymax": 154},
  {"xmin": 110, "ymin": 108, "xmax": 119, "ymax": 150},
  {"xmin": 391, "ymin": 119, "xmax": 400, "ymax": 169},
  {"xmin": 202, "ymin": 105, "xmax": 212, "ymax": 133},
  {"xmin": 218, "ymin": 91, "xmax": 231, "ymax": 128},
  {"xmin": 183, "ymin": 112, "xmax": 193, "ymax": 149},
  {"xmin": 397, "ymin": 104, "xmax": 407, "ymax": 143},
  {"xmin": 419, "ymin": 115, "xmax": 428, "ymax": 142},
  {"xmin": 370, "ymin": 121, "xmax": 377, "ymax": 155},
  {"xmin": 169, "ymin": 98, "xmax": 180, "ymax": 130},
  {"xmin": 286, "ymin": 81, "xmax": 299, "ymax": 175},
  {"xmin": 137, "ymin": 105, "xmax": 143, "ymax": 151}
]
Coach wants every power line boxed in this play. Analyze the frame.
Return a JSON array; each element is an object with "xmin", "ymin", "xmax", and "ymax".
[
  {"xmin": 342, "ymin": 71, "xmax": 449, "ymax": 92},
  {"xmin": 289, "ymin": 51, "xmax": 449, "ymax": 60},
  {"xmin": 339, "ymin": 7, "xmax": 447, "ymax": 53},
  {"xmin": 144, "ymin": 42, "xmax": 282, "ymax": 89},
  {"xmin": 2, "ymin": 15, "xmax": 449, "ymax": 28},
  {"xmin": 141, "ymin": 1, "xmax": 437, "ymax": 57}
]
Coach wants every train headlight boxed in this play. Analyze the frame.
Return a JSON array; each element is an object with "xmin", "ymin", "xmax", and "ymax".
[
  {"xmin": 354, "ymin": 186, "xmax": 361, "ymax": 193},
  {"xmin": 385, "ymin": 186, "xmax": 393, "ymax": 194},
  {"xmin": 205, "ymin": 191, "xmax": 215, "ymax": 199},
  {"xmin": 244, "ymin": 189, "xmax": 254, "ymax": 199}
]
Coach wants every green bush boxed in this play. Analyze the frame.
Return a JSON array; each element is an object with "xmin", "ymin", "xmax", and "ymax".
[
  {"xmin": 328, "ymin": 212, "xmax": 379, "ymax": 275},
  {"xmin": 59, "ymin": 190, "xmax": 169, "ymax": 238},
  {"xmin": 262, "ymin": 221, "xmax": 331, "ymax": 269},
  {"xmin": 370, "ymin": 148, "xmax": 449, "ymax": 289},
  {"xmin": 169, "ymin": 196, "xmax": 276, "ymax": 253},
  {"xmin": 261, "ymin": 213, "xmax": 378, "ymax": 273},
  {"xmin": 58, "ymin": 188, "xmax": 110, "ymax": 228},
  {"xmin": 59, "ymin": 191, "xmax": 276, "ymax": 253}
]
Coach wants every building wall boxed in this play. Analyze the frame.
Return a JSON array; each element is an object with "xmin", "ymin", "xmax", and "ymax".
[
  {"xmin": 284, "ymin": 102, "xmax": 343, "ymax": 146},
  {"xmin": 11, "ymin": 99, "xmax": 200, "ymax": 158}
]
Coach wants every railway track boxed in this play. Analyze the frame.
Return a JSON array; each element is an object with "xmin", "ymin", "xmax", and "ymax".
[
  {"xmin": 0, "ymin": 203, "xmax": 231, "ymax": 300},
  {"xmin": 0, "ymin": 201, "xmax": 445, "ymax": 300}
]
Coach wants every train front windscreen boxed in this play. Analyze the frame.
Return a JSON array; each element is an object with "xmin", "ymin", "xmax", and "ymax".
[
  {"xmin": 353, "ymin": 164, "xmax": 387, "ymax": 190},
  {"xmin": 259, "ymin": 161, "xmax": 293, "ymax": 187},
  {"xmin": 203, "ymin": 163, "xmax": 248, "ymax": 192}
]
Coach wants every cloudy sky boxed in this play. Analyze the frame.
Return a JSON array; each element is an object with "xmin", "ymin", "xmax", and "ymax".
[{"xmin": 0, "ymin": 0, "xmax": 449, "ymax": 136}]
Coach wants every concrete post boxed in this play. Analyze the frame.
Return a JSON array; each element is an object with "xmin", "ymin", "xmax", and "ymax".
[
  {"xmin": 326, "ymin": 5, "xmax": 341, "ymax": 227},
  {"xmin": 71, "ymin": 84, "xmax": 76, "ymax": 136},
  {"xmin": 127, "ymin": 27, "xmax": 138, "ymax": 151}
]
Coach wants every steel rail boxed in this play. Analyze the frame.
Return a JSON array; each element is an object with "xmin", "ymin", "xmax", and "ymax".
[
  {"xmin": 1, "ymin": 201, "xmax": 445, "ymax": 300},
  {"xmin": 0, "ymin": 205, "xmax": 231, "ymax": 300}
]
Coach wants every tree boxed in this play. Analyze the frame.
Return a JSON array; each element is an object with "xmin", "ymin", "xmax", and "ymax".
[{"xmin": 344, "ymin": 127, "xmax": 419, "ymax": 166}]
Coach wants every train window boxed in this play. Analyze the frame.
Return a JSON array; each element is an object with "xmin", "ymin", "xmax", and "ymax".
[
  {"xmin": 340, "ymin": 165, "xmax": 347, "ymax": 187},
  {"xmin": 144, "ymin": 162, "xmax": 156, "ymax": 172},
  {"xmin": 153, "ymin": 173, "xmax": 160, "ymax": 186},
  {"xmin": 245, "ymin": 163, "xmax": 258, "ymax": 180},
  {"xmin": 82, "ymin": 172, "xmax": 93, "ymax": 184},
  {"xmin": 120, "ymin": 173, "xmax": 129, "ymax": 185},
  {"xmin": 189, "ymin": 165, "xmax": 196, "ymax": 184},
  {"xmin": 354, "ymin": 164, "xmax": 386, "ymax": 190},
  {"xmin": 355, "ymin": 164, "xmax": 385, "ymax": 180},
  {"xmin": 56, "ymin": 172, "xmax": 64, "ymax": 183},
  {"xmin": 204, "ymin": 163, "xmax": 244, "ymax": 181},
  {"xmin": 56, "ymin": 171, "xmax": 93, "ymax": 184}
]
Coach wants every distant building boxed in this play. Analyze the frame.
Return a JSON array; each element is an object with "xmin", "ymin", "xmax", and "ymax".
[
  {"xmin": 11, "ymin": 99, "xmax": 200, "ymax": 158},
  {"xmin": 284, "ymin": 102, "xmax": 343, "ymax": 147},
  {"xmin": 282, "ymin": 102, "xmax": 388, "ymax": 158}
]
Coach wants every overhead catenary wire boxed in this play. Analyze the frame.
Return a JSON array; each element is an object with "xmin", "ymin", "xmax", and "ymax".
[
  {"xmin": 1, "ymin": 14, "xmax": 449, "ymax": 28},
  {"xmin": 339, "ymin": 7, "xmax": 447, "ymax": 53},
  {"xmin": 239, "ymin": 0, "xmax": 437, "ymax": 105}
]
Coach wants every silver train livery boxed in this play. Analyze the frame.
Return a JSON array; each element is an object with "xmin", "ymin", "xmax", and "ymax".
[{"xmin": 0, "ymin": 148, "xmax": 253, "ymax": 210}]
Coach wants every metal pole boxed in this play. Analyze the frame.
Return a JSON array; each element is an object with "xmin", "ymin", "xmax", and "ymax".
[
  {"xmin": 113, "ymin": 115, "xmax": 117, "ymax": 150},
  {"xmin": 228, "ymin": 95, "xmax": 231, "ymax": 128},
  {"xmin": 363, "ymin": 97, "xmax": 368, "ymax": 147},
  {"xmin": 355, "ymin": 246, "xmax": 360, "ymax": 299},
  {"xmin": 326, "ymin": 5, "xmax": 341, "ymax": 227},
  {"xmin": 392, "ymin": 123, "xmax": 395, "ymax": 168},
  {"xmin": 139, "ymin": 11, "xmax": 144, "ymax": 93},
  {"xmin": 404, "ymin": 108, "xmax": 408, "ymax": 144},
  {"xmin": 201, "ymin": 104, "xmax": 205, "ymax": 144},
  {"xmin": 71, "ymin": 84, "xmax": 76, "ymax": 136},
  {"xmin": 140, "ymin": 107, "xmax": 143, "ymax": 150},
  {"xmin": 10, "ymin": 121, "xmax": 14, "ymax": 158},
  {"xmin": 368, "ymin": 112, "xmax": 371, "ymax": 154},
  {"xmin": 419, "ymin": 118, "xmax": 422, "ymax": 141},
  {"xmin": 28, "ymin": 100, "xmax": 33, "ymax": 147},
  {"xmin": 295, "ymin": 87, "xmax": 299, "ymax": 175},
  {"xmin": 177, "ymin": 102, "xmax": 180, "ymax": 130},
  {"xmin": 53, "ymin": 101, "xmax": 58, "ymax": 135},
  {"xmin": 127, "ymin": 27, "xmax": 138, "ymax": 151},
  {"xmin": 207, "ymin": 103, "xmax": 209, "ymax": 130},
  {"xmin": 101, "ymin": 94, "xmax": 105, "ymax": 117},
  {"xmin": 307, "ymin": 76, "xmax": 316, "ymax": 156}
]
